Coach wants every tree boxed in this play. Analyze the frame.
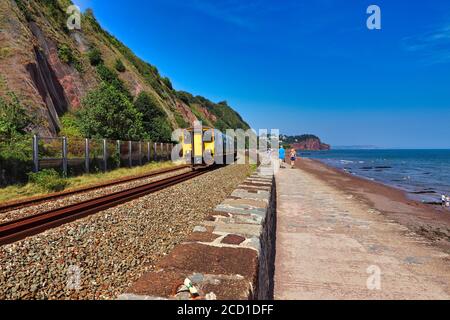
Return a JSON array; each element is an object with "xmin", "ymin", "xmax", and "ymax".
[
  {"xmin": 77, "ymin": 83, "xmax": 146, "ymax": 140},
  {"xmin": 0, "ymin": 93, "xmax": 33, "ymax": 184},
  {"xmin": 162, "ymin": 76, "xmax": 173, "ymax": 90},
  {"xmin": 134, "ymin": 92, "xmax": 172, "ymax": 142},
  {"xmin": 88, "ymin": 47, "xmax": 103, "ymax": 66},
  {"xmin": 176, "ymin": 91, "xmax": 194, "ymax": 105},
  {"xmin": 96, "ymin": 64, "xmax": 132, "ymax": 100},
  {"xmin": 0, "ymin": 92, "xmax": 31, "ymax": 142}
]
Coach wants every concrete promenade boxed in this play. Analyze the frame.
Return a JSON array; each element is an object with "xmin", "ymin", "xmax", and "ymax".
[{"xmin": 274, "ymin": 166, "xmax": 450, "ymax": 300}]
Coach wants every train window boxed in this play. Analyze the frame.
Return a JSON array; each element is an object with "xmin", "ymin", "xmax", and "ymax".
[
  {"xmin": 183, "ymin": 130, "xmax": 192, "ymax": 143},
  {"xmin": 203, "ymin": 129, "xmax": 213, "ymax": 142}
]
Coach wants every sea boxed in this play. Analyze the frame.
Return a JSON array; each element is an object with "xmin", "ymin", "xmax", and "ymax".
[{"xmin": 297, "ymin": 149, "xmax": 450, "ymax": 204}]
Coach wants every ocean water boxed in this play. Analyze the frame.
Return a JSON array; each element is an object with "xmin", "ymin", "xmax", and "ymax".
[{"xmin": 298, "ymin": 149, "xmax": 450, "ymax": 204}]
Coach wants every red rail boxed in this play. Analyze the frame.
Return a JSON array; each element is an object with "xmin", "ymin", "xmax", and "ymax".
[
  {"xmin": 0, "ymin": 168, "xmax": 207, "ymax": 246},
  {"xmin": 0, "ymin": 165, "xmax": 191, "ymax": 213}
]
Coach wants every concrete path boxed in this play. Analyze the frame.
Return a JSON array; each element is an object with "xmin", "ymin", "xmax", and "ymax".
[{"xmin": 274, "ymin": 167, "xmax": 450, "ymax": 300}]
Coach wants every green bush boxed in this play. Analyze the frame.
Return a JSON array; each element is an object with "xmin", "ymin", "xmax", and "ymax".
[
  {"xmin": 115, "ymin": 59, "xmax": 126, "ymax": 73},
  {"xmin": 77, "ymin": 83, "xmax": 146, "ymax": 140},
  {"xmin": 15, "ymin": 0, "xmax": 33, "ymax": 21},
  {"xmin": 88, "ymin": 48, "xmax": 103, "ymax": 66},
  {"xmin": 162, "ymin": 77, "xmax": 173, "ymax": 90},
  {"xmin": 134, "ymin": 92, "xmax": 172, "ymax": 142},
  {"xmin": 174, "ymin": 113, "xmax": 189, "ymax": 129},
  {"xmin": 96, "ymin": 64, "xmax": 132, "ymax": 100},
  {"xmin": 0, "ymin": 93, "xmax": 33, "ymax": 185},
  {"xmin": 176, "ymin": 91, "xmax": 195, "ymax": 105},
  {"xmin": 28, "ymin": 169, "xmax": 68, "ymax": 192},
  {"xmin": 58, "ymin": 44, "xmax": 72, "ymax": 64},
  {"xmin": 0, "ymin": 92, "xmax": 31, "ymax": 140},
  {"xmin": 60, "ymin": 113, "xmax": 83, "ymax": 138},
  {"xmin": 58, "ymin": 44, "xmax": 83, "ymax": 72}
]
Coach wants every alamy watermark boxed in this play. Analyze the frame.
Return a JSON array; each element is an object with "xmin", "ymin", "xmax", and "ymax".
[
  {"xmin": 66, "ymin": 5, "xmax": 81, "ymax": 30},
  {"xmin": 67, "ymin": 265, "xmax": 82, "ymax": 291},
  {"xmin": 367, "ymin": 5, "xmax": 381, "ymax": 30},
  {"xmin": 366, "ymin": 265, "xmax": 382, "ymax": 290},
  {"xmin": 171, "ymin": 122, "xmax": 280, "ymax": 166}
]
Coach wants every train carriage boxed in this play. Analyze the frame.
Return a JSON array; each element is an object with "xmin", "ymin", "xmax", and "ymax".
[{"xmin": 180, "ymin": 127, "xmax": 236, "ymax": 166}]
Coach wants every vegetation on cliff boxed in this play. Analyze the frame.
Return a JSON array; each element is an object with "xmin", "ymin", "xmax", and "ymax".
[
  {"xmin": 0, "ymin": 0, "xmax": 250, "ymax": 141},
  {"xmin": 77, "ymin": 83, "xmax": 146, "ymax": 141},
  {"xmin": 0, "ymin": 0, "xmax": 251, "ymax": 185},
  {"xmin": 281, "ymin": 134, "xmax": 331, "ymax": 151},
  {"xmin": 0, "ymin": 93, "xmax": 33, "ymax": 184}
]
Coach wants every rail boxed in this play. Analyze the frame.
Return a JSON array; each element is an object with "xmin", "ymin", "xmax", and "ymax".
[{"xmin": 0, "ymin": 166, "xmax": 212, "ymax": 246}]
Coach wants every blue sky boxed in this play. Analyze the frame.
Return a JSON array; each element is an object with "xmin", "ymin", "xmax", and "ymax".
[{"xmin": 73, "ymin": 0, "xmax": 450, "ymax": 148}]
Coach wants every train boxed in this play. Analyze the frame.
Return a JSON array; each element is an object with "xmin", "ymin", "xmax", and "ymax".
[{"xmin": 180, "ymin": 127, "xmax": 237, "ymax": 166}]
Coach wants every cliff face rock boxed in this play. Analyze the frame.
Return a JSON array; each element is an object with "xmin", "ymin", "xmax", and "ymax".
[
  {"xmin": 0, "ymin": 0, "xmax": 249, "ymax": 137},
  {"xmin": 176, "ymin": 101, "xmax": 198, "ymax": 125},
  {"xmin": 282, "ymin": 134, "xmax": 331, "ymax": 151},
  {"xmin": 292, "ymin": 138, "xmax": 331, "ymax": 151},
  {"xmin": 0, "ymin": 0, "xmax": 53, "ymax": 135}
]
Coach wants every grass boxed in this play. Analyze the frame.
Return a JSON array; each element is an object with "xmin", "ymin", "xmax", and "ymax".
[
  {"xmin": 0, "ymin": 47, "xmax": 12, "ymax": 60},
  {"xmin": 249, "ymin": 164, "xmax": 258, "ymax": 174},
  {"xmin": 0, "ymin": 161, "xmax": 178, "ymax": 203}
]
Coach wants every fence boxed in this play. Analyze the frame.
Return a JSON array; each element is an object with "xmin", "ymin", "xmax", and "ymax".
[{"xmin": 32, "ymin": 135, "xmax": 174, "ymax": 176}]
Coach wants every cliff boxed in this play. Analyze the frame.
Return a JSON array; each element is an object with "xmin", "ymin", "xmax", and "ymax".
[
  {"xmin": 0, "ymin": 0, "xmax": 249, "ymax": 137},
  {"xmin": 282, "ymin": 134, "xmax": 331, "ymax": 151}
]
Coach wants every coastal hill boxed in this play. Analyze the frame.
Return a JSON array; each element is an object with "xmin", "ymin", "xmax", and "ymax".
[
  {"xmin": 0, "ymin": 0, "xmax": 249, "ymax": 140},
  {"xmin": 281, "ymin": 134, "xmax": 331, "ymax": 151}
]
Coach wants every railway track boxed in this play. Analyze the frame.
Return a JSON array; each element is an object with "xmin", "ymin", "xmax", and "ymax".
[
  {"xmin": 0, "ymin": 167, "xmax": 209, "ymax": 246},
  {"xmin": 0, "ymin": 164, "xmax": 191, "ymax": 213}
]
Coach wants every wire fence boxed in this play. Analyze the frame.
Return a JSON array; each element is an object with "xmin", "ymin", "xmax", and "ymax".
[
  {"xmin": 33, "ymin": 136, "xmax": 174, "ymax": 177},
  {"xmin": 0, "ymin": 135, "xmax": 34, "ymax": 187}
]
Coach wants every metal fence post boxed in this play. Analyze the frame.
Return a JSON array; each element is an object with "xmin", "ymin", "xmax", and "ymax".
[
  {"xmin": 32, "ymin": 135, "xmax": 39, "ymax": 173},
  {"xmin": 139, "ymin": 141, "xmax": 142, "ymax": 166},
  {"xmin": 85, "ymin": 138, "xmax": 90, "ymax": 174},
  {"xmin": 103, "ymin": 139, "xmax": 107, "ymax": 172},
  {"xmin": 160, "ymin": 143, "xmax": 164, "ymax": 161},
  {"xmin": 62, "ymin": 137, "xmax": 68, "ymax": 177},
  {"xmin": 147, "ymin": 142, "xmax": 151, "ymax": 164},
  {"xmin": 128, "ymin": 141, "xmax": 132, "ymax": 167},
  {"xmin": 116, "ymin": 140, "xmax": 121, "ymax": 168},
  {"xmin": 154, "ymin": 143, "xmax": 157, "ymax": 162}
]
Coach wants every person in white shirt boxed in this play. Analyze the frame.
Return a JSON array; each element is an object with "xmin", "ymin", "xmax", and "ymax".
[
  {"xmin": 442, "ymin": 194, "xmax": 447, "ymax": 207},
  {"xmin": 446, "ymin": 196, "xmax": 450, "ymax": 208}
]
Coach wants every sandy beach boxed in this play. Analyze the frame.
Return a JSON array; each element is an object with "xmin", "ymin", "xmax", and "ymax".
[{"xmin": 296, "ymin": 158, "xmax": 450, "ymax": 253}]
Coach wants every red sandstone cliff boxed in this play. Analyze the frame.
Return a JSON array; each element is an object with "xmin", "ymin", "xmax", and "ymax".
[{"xmin": 292, "ymin": 139, "xmax": 330, "ymax": 151}]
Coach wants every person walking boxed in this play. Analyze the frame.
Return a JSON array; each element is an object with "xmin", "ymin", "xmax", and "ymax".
[
  {"xmin": 290, "ymin": 149, "xmax": 297, "ymax": 169},
  {"xmin": 446, "ymin": 195, "xmax": 450, "ymax": 208},
  {"xmin": 442, "ymin": 194, "xmax": 447, "ymax": 207},
  {"xmin": 279, "ymin": 147, "xmax": 286, "ymax": 168}
]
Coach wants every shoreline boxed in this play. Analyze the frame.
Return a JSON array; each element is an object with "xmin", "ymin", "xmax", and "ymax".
[{"xmin": 295, "ymin": 158, "xmax": 450, "ymax": 253}]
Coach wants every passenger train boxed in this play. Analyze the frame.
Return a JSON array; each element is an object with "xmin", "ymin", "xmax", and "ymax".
[{"xmin": 180, "ymin": 127, "xmax": 237, "ymax": 166}]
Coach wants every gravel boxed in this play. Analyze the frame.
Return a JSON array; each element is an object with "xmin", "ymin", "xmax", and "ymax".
[
  {"xmin": 0, "ymin": 164, "xmax": 253, "ymax": 300},
  {"xmin": 0, "ymin": 167, "xmax": 191, "ymax": 224}
]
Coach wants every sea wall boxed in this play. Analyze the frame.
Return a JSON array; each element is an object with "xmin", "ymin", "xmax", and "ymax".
[{"xmin": 119, "ymin": 161, "xmax": 277, "ymax": 300}]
